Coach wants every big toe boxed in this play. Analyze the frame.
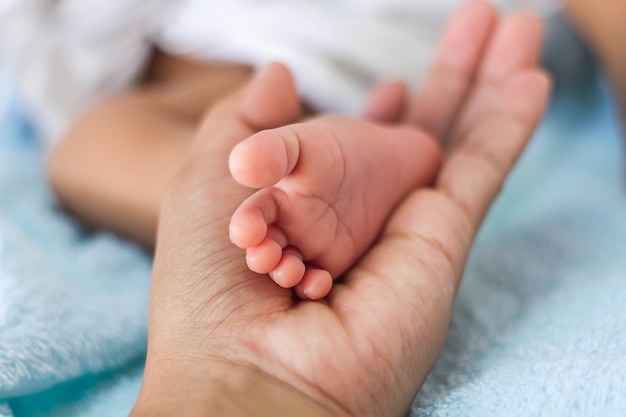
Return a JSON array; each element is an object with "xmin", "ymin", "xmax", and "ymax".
[{"xmin": 229, "ymin": 130, "xmax": 291, "ymax": 188}]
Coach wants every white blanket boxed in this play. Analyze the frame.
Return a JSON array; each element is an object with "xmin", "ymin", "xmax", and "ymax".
[{"xmin": 0, "ymin": 0, "xmax": 559, "ymax": 146}]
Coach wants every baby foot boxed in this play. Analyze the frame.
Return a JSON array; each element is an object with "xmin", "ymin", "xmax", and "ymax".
[{"xmin": 229, "ymin": 115, "xmax": 441, "ymax": 299}]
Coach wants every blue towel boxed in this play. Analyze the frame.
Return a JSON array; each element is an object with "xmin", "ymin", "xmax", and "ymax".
[
  {"xmin": 412, "ymin": 79, "xmax": 626, "ymax": 415},
  {"xmin": 0, "ymin": 89, "xmax": 151, "ymax": 416},
  {"xmin": 1, "ymin": 69, "xmax": 625, "ymax": 416}
]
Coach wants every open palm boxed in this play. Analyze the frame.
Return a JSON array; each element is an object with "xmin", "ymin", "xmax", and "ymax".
[{"xmin": 135, "ymin": 3, "xmax": 550, "ymax": 417}]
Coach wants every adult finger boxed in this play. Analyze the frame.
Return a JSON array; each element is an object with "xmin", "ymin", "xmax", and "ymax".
[
  {"xmin": 406, "ymin": 1, "xmax": 497, "ymax": 139},
  {"xmin": 363, "ymin": 80, "xmax": 407, "ymax": 123},
  {"xmin": 333, "ymin": 71, "xmax": 550, "ymax": 392},
  {"xmin": 346, "ymin": 71, "xmax": 550, "ymax": 311},
  {"xmin": 438, "ymin": 69, "xmax": 551, "ymax": 231},
  {"xmin": 190, "ymin": 62, "xmax": 302, "ymax": 157},
  {"xmin": 448, "ymin": 13, "xmax": 544, "ymax": 149}
]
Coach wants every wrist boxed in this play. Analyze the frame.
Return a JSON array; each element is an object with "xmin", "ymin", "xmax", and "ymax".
[{"xmin": 130, "ymin": 359, "xmax": 350, "ymax": 417}]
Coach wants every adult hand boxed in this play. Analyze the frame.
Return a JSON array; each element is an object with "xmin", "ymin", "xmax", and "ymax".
[{"xmin": 130, "ymin": 2, "xmax": 550, "ymax": 416}]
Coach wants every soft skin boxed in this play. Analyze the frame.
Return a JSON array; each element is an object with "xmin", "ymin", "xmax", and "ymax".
[{"xmin": 130, "ymin": 3, "xmax": 550, "ymax": 416}]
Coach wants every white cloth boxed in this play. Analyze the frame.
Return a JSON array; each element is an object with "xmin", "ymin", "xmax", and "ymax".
[{"xmin": 0, "ymin": 0, "xmax": 559, "ymax": 146}]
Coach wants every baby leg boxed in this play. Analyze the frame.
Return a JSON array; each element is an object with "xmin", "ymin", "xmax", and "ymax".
[
  {"xmin": 229, "ymin": 116, "xmax": 442, "ymax": 299},
  {"xmin": 48, "ymin": 54, "xmax": 252, "ymax": 246}
]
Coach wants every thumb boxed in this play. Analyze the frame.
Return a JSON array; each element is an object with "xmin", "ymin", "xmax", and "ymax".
[
  {"xmin": 192, "ymin": 62, "xmax": 302, "ymax": 155},
  {"xmin": 239, "ymin": 62, "xmax": 302, "ymax": 130}
]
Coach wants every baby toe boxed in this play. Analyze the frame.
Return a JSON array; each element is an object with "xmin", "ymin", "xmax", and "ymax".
[
  {"xmin": 246, "ymin": 237, "xmax": 283, "ymax": 274},
  {"xmin": 270, "ymin": 248, "xmax": 305, "ymax": 288},
  {"xmin": 297, "ymin": 268, "xmax": 333, "ymax": 300}
]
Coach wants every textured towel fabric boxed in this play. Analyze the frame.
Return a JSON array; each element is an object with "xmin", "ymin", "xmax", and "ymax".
[
  {"xmin": 0, "ymin": 86, "xmax": 151, "ymax": 416},
  {"xmin": 1, "ymin": 50, "xmax": 626, "ymax": 417},
  {"xmin": 412, "ymin": 80, "xmax": 626, "ymax": 416}
]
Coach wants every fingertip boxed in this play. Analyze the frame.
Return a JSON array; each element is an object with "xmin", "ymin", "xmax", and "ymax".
[
  {"xmin": 503, "ymin": 10, "xmax": 543, "ymax": 30},
  {"xmin": 502, "ymin": 12, "xmax": 544, "ymax": 52},
  {"xmin": 430, "ymin": 0, "xmax": 498, "ymax": 89},
  {"xmin": 363, "ymin": 80, "xmax": 407, "ymax": 123},
  {"xmin": 502, "ymin": 69, "xmax": 552, "ymax": 114},
  {"xmin": 449, "ymin": 1, "xmax": 498, "ymax": 37},
  {"xmin": 239, "ymin": 62, "xmax": 301, "ymax": 130},
  {"xmin": 481, "ymin": 12, "xmax": 545, "ymax": 84},
  {"xmin": 463, "ymin": 0, "xmax": 498, "ymax": 18}
]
